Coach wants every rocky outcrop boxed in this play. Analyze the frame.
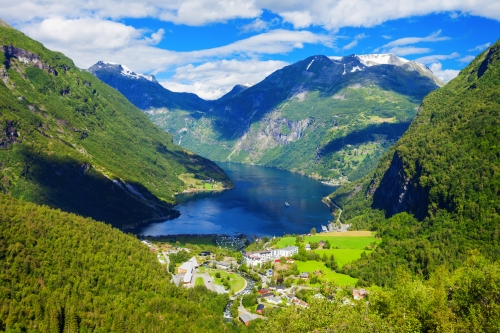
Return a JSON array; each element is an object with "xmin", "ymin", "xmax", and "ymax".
[
  {"xmin": 3, "ymin": 45, "xmax": 58, "ymax": 75},
  {"xmin": 370, "ymin": 151, "xmax": 429, "ymax": 220}
]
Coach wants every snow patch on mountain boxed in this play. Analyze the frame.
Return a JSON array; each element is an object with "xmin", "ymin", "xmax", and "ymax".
[
  {"xmin": 357, "ymin": 54, "xmax": 409, "ymax": 67},
  {"xmin": 351, "ymin": 66, "xmax": 362, "ymax": 73},
  {"xmin": 306, "ymin": 59, "xmax": 315, "ymax": 71},
  {"xmin": 99, "ymin": 61, "xmax": 157, "ymax": 83}
]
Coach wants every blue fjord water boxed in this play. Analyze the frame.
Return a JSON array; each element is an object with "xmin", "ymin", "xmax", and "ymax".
[{"xmin": 135, "ymin": 162, "xmax": 337, "ymax": 238}]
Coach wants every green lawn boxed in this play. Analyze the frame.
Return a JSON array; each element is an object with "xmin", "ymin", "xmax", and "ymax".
[
  {"xmin": 275, "ymin": 235, "xmax": 379, "ymax": 250},
  {"xmin": 313, "ymin": 249, "xmax": 371, "ymax": 268},
  {"xmin": 195, "ymin": 277, "xmax": 205, "ymax": 286},
  {"xmin": 295, "ymin": 261, "xmax": 357, "ymax": 286},
  {"xmin": 207, "ymin": 269, "xmax": 246, "ymax": 293}
]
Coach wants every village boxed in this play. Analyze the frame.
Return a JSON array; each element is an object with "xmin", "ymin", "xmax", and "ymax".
[{"xmin": 140, "ymin": 229, "xmax": 378, "ymax": 327}]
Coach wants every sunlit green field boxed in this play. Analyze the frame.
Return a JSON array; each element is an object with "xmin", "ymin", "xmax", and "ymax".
[{"xmin": 295, "ymin": 261, "xmax": 357, "ymax": 286}]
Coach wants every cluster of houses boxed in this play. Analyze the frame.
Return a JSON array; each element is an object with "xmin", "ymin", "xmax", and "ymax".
[
  {"xmin": 257, "ymin": 286, "xmax": 309, "ymax": 308},
  {"xmin": 243, "ymin": 246, "xmax": 299, "ymax": 267}
]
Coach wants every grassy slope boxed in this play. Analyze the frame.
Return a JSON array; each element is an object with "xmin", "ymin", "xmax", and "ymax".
[{"xmin": 0, "ymin": 26, "xmax": 232, "ymax": 227}]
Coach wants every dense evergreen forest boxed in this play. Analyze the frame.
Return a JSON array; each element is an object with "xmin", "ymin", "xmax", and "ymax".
[
  {"xmin": 329, "ymin": 39, "xmax": 500, "ymax": 286},
  {"xmin": 0, "ymin": 194, "xmax": 232, "ymax": 332}
]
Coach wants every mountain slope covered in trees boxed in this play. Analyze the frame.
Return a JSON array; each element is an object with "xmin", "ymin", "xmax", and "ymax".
[
  {"xmin": 0, "ymin": 194, "xmax": 231, "ymax": 332},
  {"xmin": 91, "ymin": 55, "xmax": 442, "ymax": 183},
  {"xmin": 328, "ymin": 38, "xmax": 500, "ymax": 286},
  {"xmin": 0, "ymin": 25, "xmax": 232, "ymax": 227}
]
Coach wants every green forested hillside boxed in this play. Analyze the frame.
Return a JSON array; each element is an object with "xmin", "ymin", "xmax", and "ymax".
[
  {"xmin": 0, "ymin": 25, "xmax": 231, "ymax": 227},
  {"xmin": 0, "ymin": 194, "xmax": 231, "ymax": 332},
  {"xmin": 328, "ymin": 39, "xmax": 500, "ymax": 286}
]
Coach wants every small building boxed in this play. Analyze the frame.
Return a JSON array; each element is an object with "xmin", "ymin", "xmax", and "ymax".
[
  {"xmin": 216, "ymin": 261, "xmax": 230, "ymax": 270},
  {"xmin": 305, "ymin": 244, "xmax": 311, "ymax": 251},
  {"xmin": 300, "ymin": 272, "xmax": 310, "ymax": 279},
  {"xmin": 199, "ymin": 251, "xmax": 211, "ymax": 256},
  {"xmin": 239, "ymin": 313, "xmax": 253, "ymax": 326},
  {"xmin": 183, "ymin": 270, "xmax": 193, "ymax": 284},
  {"xmin": 258, "ymin": 288, "xmax": 271, "ymax": 295},
  {"xmin": 188, "ymin": 256, "xmax": 199, "ymax": 269},
  {"xmin": 266, "ymin": 269, "xmax": 273, "ymax": 277},
  {"xmin": 266, "ymin": 296, "xmax": 282, "ymax": 305},
  {"xmin": 353, "ymin": 288, "xmax": 368, "ymax": 300},
  {"xmin": 178, "ymin": 261, "xmax": 193, "ymax": 274},
  {"xmin": 318, "ymin": 241, "xmax": 325, "ymax": 248},
  {"xmin": 256, "ymin": 304, "xmax": 265, "ymax": 314}
]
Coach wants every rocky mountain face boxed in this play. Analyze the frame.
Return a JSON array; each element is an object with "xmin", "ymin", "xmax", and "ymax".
[
  {"xmin": 0, "ymin": 25, "xmax": 232, "ymax": 227},
  {"xmin": 91, "ymin": 54, "xmax": 442, "ymax": 182}
]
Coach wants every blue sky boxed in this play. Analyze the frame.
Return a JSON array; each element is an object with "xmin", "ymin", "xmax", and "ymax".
[{"xmin": 3, "ymin": 0, "xmax": 500, "ymax": 99}]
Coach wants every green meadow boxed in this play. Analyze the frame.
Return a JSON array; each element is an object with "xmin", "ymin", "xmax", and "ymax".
[
  {"xmin": 295, "ymin": 261, "xmax": 357, "ymax": 286},
  {"xmin": 276, "ymin": 235, "xmax": 380, "ymax": 250}
]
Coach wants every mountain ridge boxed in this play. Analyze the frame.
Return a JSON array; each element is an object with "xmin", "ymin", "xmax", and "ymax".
[{"xmin": 0, "ymin": 25, "xmax": 232, "ymax": 227}]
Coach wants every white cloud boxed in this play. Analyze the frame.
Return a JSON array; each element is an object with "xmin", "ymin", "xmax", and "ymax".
[
  {"xmin": 240, "ymin": 18, "xmax": 271, "ymax": 33},
  {"xmin": 458, "ymin": 55, "xmax": 475, "ymax": 63},
  {"xmin": 387, "ymin": 47, "xmax": 432, "ymax": 56},
  {"xmin": 3, "ymin": 0, "xmax": 500, "ymax": 29},
  {"xmin": 415, "ymin": 52, "xmax": 459, "ymax": 64},
  {"xmin": 382, "ymin": 30, "xmax": 449, "ymax": 47},
  {"xmin": 374, "ymin": 31, "xmax": 450, "ymax": 56},
  {"xmin": 429, "ymin": 62, "xmax": 459, "ymax": 82},
  {"xmin": 160, "ymin": 59, "xmax": 288, "ymax": 99},
  {"xmin": 468, "ymin": 42, "xmax": 491, "ymax": 52},
  {"xmin": 342, "ymin": 33, "xmax": 368, "ymax": 50},
  {"xmin": 280, "ymin": 11, "xmax": 313, "ymax": 29},
  {"xmin": 19, "ymin": 18, "xmax": 332, "ymax": 72}
]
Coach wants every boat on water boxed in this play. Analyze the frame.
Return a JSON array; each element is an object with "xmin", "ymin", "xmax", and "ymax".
[{"xmin": 285, "ymin": 202, "xmax": 290, "ymax": 207}]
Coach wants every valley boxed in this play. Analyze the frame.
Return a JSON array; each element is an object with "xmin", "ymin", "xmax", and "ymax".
[
  {"xmin": 1, "ymin": 12, "xmax": 500, "ymax": 333},
  {"xmin": 91, "ymin": 54, "xmax": 441, "ymax": 184}
]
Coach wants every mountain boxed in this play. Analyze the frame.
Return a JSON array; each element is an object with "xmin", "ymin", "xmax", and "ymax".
[
  {"xmin": 328, "ymin": 39, "xmax": 500, "ymax": 286},
  {"xmin": 88, "ymin": 61, "xmax": 210, "ymax": 111},
  {"xmin": 0, "ymin": 24, "xmax": 232, "ymax": 228},
  {"xmin": 91, "ymin": 54, "xmax": 442, "ymax": 182}
]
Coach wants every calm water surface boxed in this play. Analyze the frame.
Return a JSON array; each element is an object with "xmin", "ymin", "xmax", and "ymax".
[{"xmin": 134, "ymin": 162, "xmax": 337, "ymax": 238}]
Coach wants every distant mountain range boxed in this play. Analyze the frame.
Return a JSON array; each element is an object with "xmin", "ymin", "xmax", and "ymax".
[{"xmin": 90, "ymin": 53, "xmax": 442, "ymax": 182}]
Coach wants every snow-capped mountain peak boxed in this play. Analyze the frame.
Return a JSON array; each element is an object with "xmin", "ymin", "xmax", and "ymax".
[
  {"xmin": 356, "ymin": 54, "xmax": 409, "ymax": 67},
  {"xmin": 95, "ymin": 61, "xmax": 157, "ymax": 83}
]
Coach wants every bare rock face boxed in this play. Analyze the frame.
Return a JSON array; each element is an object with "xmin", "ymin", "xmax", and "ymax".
[
  {"xmin": 370, "ymin": 151, "xmax": 429, "ymax": 220},
  {"xmin": 0, "ymin": 120, "xmax": 19, "ymax": 149},
  {"xmin": 2, "ymin": 45, "xmax": 58, "ymax": 75}
]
